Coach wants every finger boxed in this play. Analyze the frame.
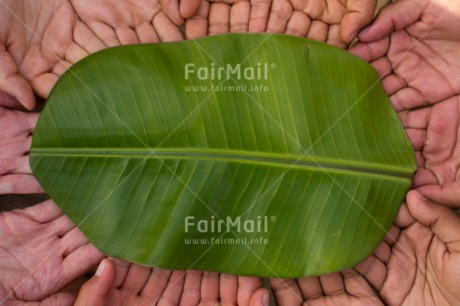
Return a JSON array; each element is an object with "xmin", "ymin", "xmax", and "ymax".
[
  {"xmin": 62, "ymin": 243, "xmax": 105, "ymax": 282},
  {"xmin": 237, "ymin": 276, "xmax": 263, "ymax": 305},
  {"xmin": 405, "ymin": 128, "xmax": 426, "ymax": 151},
  {"xmin": 306, "ymin": 20, "xmax": 328, "ymax": 42},
  {"xmin": 390, "ymin": 87, "xmax": 428, "ymax": 112},
  {"xmin": 0, "ymin": 174, "xmax": 44, "ymax": 194},
  {"xmin": 180, "ymin": 0, "xmax": 201, "ymax": 19},
  {"xmin": 348, "ymin": 36, "xmax": 389, "ymax": 63},
  {"xmin": 417, "ymin": 182, "xmax": 460, "ymax": 209},
  {"xmin": 158, "ymin": 270, "xmax": 186, "ymax": 306},
  {"xmin": 326, "ymin": 24, "xmax": 347, "ymax": 49},
  {"xmin": 140, "ymin": 267, "xmax": 172, "ymax": 302},
  {"xmin": 30, "ymin": 72, "xmax": 59, "ymax": 99},
  {"xmin": 209, "ymin": 3, "xmax": 231, "ymax": 35},
  {"xmin": 296, "ymin": 276, "xmax": 322, "ymax": 299},
  {"xmin": 270, "ymin": 278, "xmax": 303, "ymax": 305},
  {"xmin": 358, "ymin": 0, "xmax": 425, "ymax": 42},
  {"xmin": 200, "ymin": 271, "xmax": 220, "ymax": 303},
  {"xmin": 135, "ymin": 22, "xmax": 160, "ymax": 43},
  {"xmin": 230, "ymin": 0, "xmax": 250, "ymax": 33},
  {"xmin": 179, "ymin": 270, "xmax": 202, "ymax": 306},
  {"xmin": 413, "ymin": 167, "xmax": 438, "ymax": 188},
  {"xmin": 0, "ymin": 91, "xmax": 22, "ymax": 109},
  {"xmin": 73, "ymin": 21, "xmax": 107, "ymax": 53},
  {"xmin": 266, "ymin": 0, "xmax": 292, "ymax": 33},
  {"xmin": 423, "ymin": 98, "xmax": 458, "ymax": 170},
  {"xmin": 161, "ymin": 0, "xmax": 184, "ymax": 25},
  {"xmin": 121, "ymin": 263, "xmax": 152, "ymax": 294},
  {"xmin": 61, "ymin": 227, "xmax": 91, "ymax": 257},
  {"xmin": 382, "ymin": 74, "xmax": 406, "ymax": 96},
  {"xmin": 384, "ymin": 224, "xmax": 401, "ymax": 245},
  {"xmin": 394, "ymin": 202, "xmax": 416, "ymax": 229},
  {"xmin": 373, "ymin": 240, "xmax": 392, "ymax": 264},
  {"xmin": 341, "ymin": 0, "xmax": 377, "ymax": 44},
  {"xmin": 51, "ymin": 60, "xmax": 73, "ymax": 77},
  {"xmin": 398, "ymin": 107, "xmax": 431, "ymax": 129},
  {"xmin": 22, "ymin": 199, "xmax": 62, "ymax": 223},
  {"xmin": 285, "ymin": 11, "xmax": 310, "ymax": 37},
  {"xmin": 342, "ymin": 269, "xmax": 378, "ymax": 298},
  {"xmin": 14, "ymin": 156, "xmax": 33, "ymax": 175},
  {"xmin": 0, "ymin": 46, "xmax": 35, "ymax": 110},
  {"xmin": 74, "ymin": 259, "xmax": 115, "ymax": 306},
  {"xmin": 370, "ymin": 57, "xmax": 392, "ymax": 79},
  {"xmin": 354, "ymin": 254, "xmax": 387, "ymax": 291},
  {"xmin": 220, "ymin": 273, "xmax": 237, "ymax": 305},
  {"xmin": 153, "ymin": 13, "xmax": 184, "ymax": 42},
  {"xmin": 116, "ymin": 26, "xmax": 140, "ymax": 45},
  {"xmin": 407, "ymin": 190, "xmax": 460, "ymax": 252},
  {"xmin": 50, "ymin": 213, "xmax": 76, "ymax": 239},
  {"xmin": 249, "ymin": 288, "xmax": 270, "ymax": 306},
  {"xmin": 249, "ymin": 0, "xmax": 271, "ymax": 32},
  {"xmin": 88, "ymin": 21, "xmax": 121, "ymax": 47},
  {"xmin": 319, "ymin": 272, "xmax": 345, "ymax": 296},
  {"xmin": 111, "ymin": 258, "xmax": 132, "ymax": 287},
  {"xmin": 184, "ymin": 0, "xmax": 209, "ymax": 39},
  {"xmin": 64, "ymin": 43, "xmax": 89, "ymax": 64}
]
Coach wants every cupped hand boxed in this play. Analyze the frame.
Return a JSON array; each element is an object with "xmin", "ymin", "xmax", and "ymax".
[
  {"xmin": 1, "ymin": 0, "xmax": 190, "ymax": 110},
  {"xmin": 270, "ymin": 268, "xmax": 383, "ymax": 305},
  {"xmin": 354, "ymin": 190, "xmax": 460, "ymax": 305},
  {"xmin": 75, "ymin": 258, "xmax": 268, "ymax": 306},
  {"xmin": 0, "ymin": 105, "xmax": 43, "ymax": 194},
  {"xmin": 0, "ymin": 200, "xmax": 104, "ymax": 305},
  {"xmin": 186, "ymin": 0, "xmax": 377, "ymax": 47},
  {"xmin": 349, "ymin": 0, "xmax": 460, "ymax": 204}
]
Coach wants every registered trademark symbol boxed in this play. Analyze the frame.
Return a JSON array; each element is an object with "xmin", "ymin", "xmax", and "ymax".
[
  {"xmin": 270, "ymin": 216, "xmax": 276, "ymax": 222},
  {"xmin": 270, "ymin": 63, "xmax": 276, "ymax": 70}
]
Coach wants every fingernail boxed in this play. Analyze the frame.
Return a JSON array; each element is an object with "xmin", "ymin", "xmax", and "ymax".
[
  {"xmin": 0, "ymin": 183, "xmax": 12, "ymax": 194},
  {"xmin": 95, "ymin": 259, "xmax": 107, "ymax": 277},
  {"xmin": 263, "ymin": 291, "xmax": 269, "ymax": 306}
]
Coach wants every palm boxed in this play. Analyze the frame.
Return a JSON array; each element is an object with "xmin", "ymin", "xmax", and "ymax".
[
  {"xmin": 1, "ymin": 0, "xmax": 183, "ymax": 109},
  {"xmin": 270, "ymin": 270, "xmax": 383, "ymax": 305},
  {"xmin": 185, "ymin": 0, "xmax": 377, "ymax": 46},
  {"xmin": 0, "ymin": 106, "xmax": 43, "ymax": 194},
  {"xmin": 355, "ymin": 192, "xmax": 460, "ymax": 305},
  {"xmin": 0, "ymin": 200, "xmax": 103, "ymax": 305},
  {"xmin": 349, "ymin": 0, "xmax": 460, "ymax": 203}
]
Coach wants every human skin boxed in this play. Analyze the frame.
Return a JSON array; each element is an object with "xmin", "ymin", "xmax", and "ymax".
[
  {"xmin": 185, "ymin": 0, "xmax": 377, "ymax": 47},
  {"xmin": 74, "ymin": 258, "xmax": 268, "ymax": 306},
  {"xmin": 0, "ymin": 105, "xmax": 43, "ymax": 194},
  {"xmin": 0, "ymin": 0, "xmax": 191, "ymax": 110},
  {"xmin": 269, "ymin": 0, "xmax": 460, "ymax": 304},
  {"xmin": 0, "ymin": 200, "xmax": 104, "ymax": 306}
]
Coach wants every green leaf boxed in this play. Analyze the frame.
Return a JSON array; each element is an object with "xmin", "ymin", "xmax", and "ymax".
[{"xmin": 30, "ymin": 33, "xmax": 416, "ymax": 278}]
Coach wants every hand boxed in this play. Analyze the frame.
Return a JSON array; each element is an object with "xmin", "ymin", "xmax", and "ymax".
[
  {"xmin": 270, "ymin": 269, "xmax": 383, "ymax": 305},
  {"xmin": 0, "ymin": 200, "xmax": 104, "ymax": 305},
  {"xmin": 0, "ymin": 105, "xmax": 43, "ymax": 194},
  {"xmin": 0, "ymin": 0, "xmax": 188, "ymax": 109},
  {"xmin": 349, "ymin": 0, "xmax": 460, "ymax": 204},
  {"xmin": 354, "ymin": 190, "xmax": 460, "ymax": 305},
  {"xmin": 75, "ymin": 258, "xmax": 269, "ymax": 306},
  {"xmin": 185, "ymin": 0, "xmax": 377, "ymax": 47}
]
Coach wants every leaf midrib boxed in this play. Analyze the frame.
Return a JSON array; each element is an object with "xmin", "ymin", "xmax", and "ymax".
[{"xmin": 31, "ymin": 148, "xmax": 414, "ymax": 180}]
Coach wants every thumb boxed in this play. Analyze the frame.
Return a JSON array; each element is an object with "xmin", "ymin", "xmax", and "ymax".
[
  {"xmin": 407, "ymin": 190, "xmax": 460, "ymax": 252},
  {"xmin": 357, "ymin": 0, "xmax": 426, "ymax": 42},
  {"xmin": 341, "ymin": 0, "xmax": 377, "ymax": 44},
  {"xmin": 249, "ymin": 288, "xmax": 270, "ymax": 306},
  {"xmin": 74, "ymin": 258, "xmax": 115, "ymax": 306},
  {"xmin": 0, "ymin": 45, "xmax": 35, "ymax": 110}
]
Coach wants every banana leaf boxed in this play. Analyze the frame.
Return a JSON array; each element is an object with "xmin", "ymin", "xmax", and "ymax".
[{"xmin": 30, "ymin": 34, "xmax": 416, "ymax": 278}]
